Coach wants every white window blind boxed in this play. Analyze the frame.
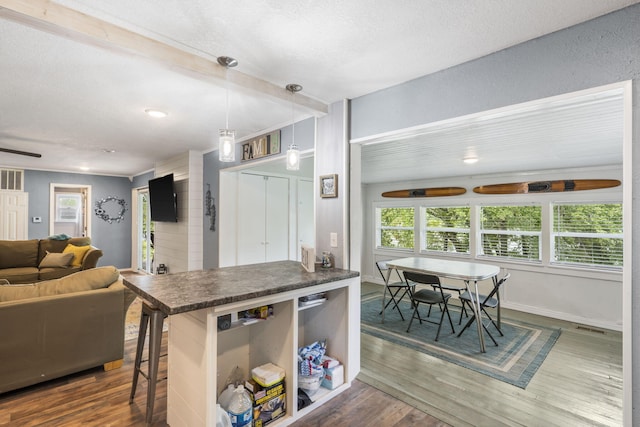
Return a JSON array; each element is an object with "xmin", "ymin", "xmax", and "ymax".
[
  {"xmin": 552, "ymin": 203, "xmax": 623, "ymax": 268},
  {"xmin": 422, "ymin": 206, "xmax": 470, "ymax": 254},
  {"xmin": 479, "ymin": 205, "xmax": 541, "ymax": 261}
]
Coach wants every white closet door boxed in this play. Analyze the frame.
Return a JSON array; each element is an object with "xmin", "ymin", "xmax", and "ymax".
[
  {"xmin": 264, "ymin": 176, "xmax": 289, "ymax": 262},
  {"xmin": 237, "ymin": 174, "xmax": 267, "ymax": 265},
  {"xmin": 0, "ymin": 191, "xmax": 28, "ymax": 240}
]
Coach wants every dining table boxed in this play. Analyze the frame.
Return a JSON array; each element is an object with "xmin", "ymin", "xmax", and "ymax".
[{"xmin": 383, "ymin": 257, "xmax": 501, "ymax": 352}]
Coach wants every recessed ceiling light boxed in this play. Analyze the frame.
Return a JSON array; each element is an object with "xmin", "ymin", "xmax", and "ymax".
[
  {"xmin": 463, "ymin": 157, "xmax": 479, "ymax": 164},
  {"xmin": 103, "ymin": 148, "xmax": 116, "ymax": 153},
  {"xmin": 145, "ymin": 109, "xmax": 168, "ymax": 118},
  {"xmin": 79, "ymin": 166, "xmax": 90, "ymax": 171}
]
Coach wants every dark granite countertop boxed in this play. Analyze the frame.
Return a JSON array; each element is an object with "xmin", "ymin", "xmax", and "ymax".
[{"xmin": 122, "ymin": 260, "xmax": 360, "ymax": 315}]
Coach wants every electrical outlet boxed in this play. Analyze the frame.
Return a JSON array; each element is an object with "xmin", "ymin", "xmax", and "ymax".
[{"xmin": 330, "ymin": 232, "xmax": 338, "ymax": 247}]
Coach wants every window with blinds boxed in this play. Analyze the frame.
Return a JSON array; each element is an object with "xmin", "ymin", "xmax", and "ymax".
[
  {"xmin": 479, "ymin": 205, "xmax": 542, "ymax": 261},
  {"xmin": 552, "ymin": 203, "xmax": 623, "ymax": 268},
  {"xmin": 376, "ymin": 207, "xmax": 415, "ymax": 250},
  {"xmin": 422, "ymin": 206, "xmax": 470, "ymax": 254}
]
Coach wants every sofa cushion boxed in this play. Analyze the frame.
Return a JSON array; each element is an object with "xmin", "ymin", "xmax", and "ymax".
[
  {"xmin": 63, "ymin": 244, "xmax": 92, "ymax": 267},
  {"xmin": 0, "ymin": 267, "xmax": 39, "ymax": 284},
  {"xmin": 0, "ymin": 240, "xmax": 39, "ymax": 269},
  {"xmin": 0, "ymin": 266, "xmax": 120, "ymax": 302},
  {"xmin": 39, "ymin": 252, "xmax": 74, "ymax": 268},
  {"xmin": 39, "ymin": 266, "xmax": 82, "ymax": 281}
]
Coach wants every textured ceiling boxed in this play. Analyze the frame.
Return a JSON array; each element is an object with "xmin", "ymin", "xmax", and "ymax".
[{"xmin": 0, "ymin": 0, "xmax": 636, "ymax": 177}]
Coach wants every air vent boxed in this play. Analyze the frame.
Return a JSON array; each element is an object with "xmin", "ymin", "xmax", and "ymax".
[
  {"xmin": 575, "ymin": 325, "xmax": 606, "ymax": 334},
  {"xmin": 0, "ymin": 168, "xmax": 23, "ymax": 191}
]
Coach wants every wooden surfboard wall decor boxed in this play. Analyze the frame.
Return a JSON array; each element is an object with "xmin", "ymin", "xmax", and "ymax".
[
  {"xmin": 382, "ymin": 187, "xmax": 467, "ymax": 198},
  {"xmin": 473, "ymin": 179, "xmax": 621, "ymax": 195}
]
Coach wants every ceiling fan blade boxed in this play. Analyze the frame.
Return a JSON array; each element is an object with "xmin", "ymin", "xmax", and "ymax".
[{"xmin": 0, "ymin": 147, "xmax": 42, "ymax": 158}]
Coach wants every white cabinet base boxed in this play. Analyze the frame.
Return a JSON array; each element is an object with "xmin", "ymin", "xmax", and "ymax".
[{"xmin": 167, "ymin": 276, "xmax": 360, "ymax": 427}]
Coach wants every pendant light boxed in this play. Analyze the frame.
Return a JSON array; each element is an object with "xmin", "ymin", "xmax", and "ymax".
[
  {"xmin": 217, "ymin": 56, "xmax": 238, "ymax": 162},
  {"xmin": 285, "ymin": 83, "xmax": 302, "ymax": 171}
]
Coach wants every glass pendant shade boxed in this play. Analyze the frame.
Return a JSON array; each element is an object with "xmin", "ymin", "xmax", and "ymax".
[
  {"xmin": 219, "ymin": 129, "xmax": 235, "ymax": 162},
  {"xmin": 286, "ymin": 144, "xmax": 300, "ymax": 171}
]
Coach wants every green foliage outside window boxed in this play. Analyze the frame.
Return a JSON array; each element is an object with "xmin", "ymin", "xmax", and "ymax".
[
  {"xmin": 379, "ymin": 207, "xmax": 414, "ymax": 249},
  {"xmin": 424, "ymin": 207, "xmax": 470, "ymax": 253},
  {"xmin": 553, "ymin": 204, "xmax": 623, "ymax": 267},
  {"xmin": 480, "ymin": 206, "xmax": 541, "ymax": 260}
]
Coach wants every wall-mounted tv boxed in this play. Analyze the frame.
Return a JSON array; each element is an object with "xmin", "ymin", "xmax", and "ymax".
[{"xmin": 148, "ymin": 173, "xmax": 178, "ymax": 222}]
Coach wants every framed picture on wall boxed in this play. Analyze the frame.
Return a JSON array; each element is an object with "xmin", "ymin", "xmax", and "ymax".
[{"xmin": 320, "ymin": 174, "xmax": 338, "ymax": 198}]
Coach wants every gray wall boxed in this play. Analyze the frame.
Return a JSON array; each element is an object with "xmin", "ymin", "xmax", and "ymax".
[
  {"xmin": 203, "ymin": 117, "xmax": 316, "ymax": 269},
  {"xmin": 131, "ymin": 170, "xmax": 154, "ymax": 188},
  {"xmin": 24, "ymin": 170, "xmax": 132, "ymax": 268},
  {"xmin": 350, "ymin": 4, "xmax": 639, "ymax": 423}
]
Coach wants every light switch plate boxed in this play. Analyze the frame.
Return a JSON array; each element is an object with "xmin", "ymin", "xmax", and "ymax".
[{"xmin": 330, "ymin": 232, "xmax": 338, "ymax": 247}]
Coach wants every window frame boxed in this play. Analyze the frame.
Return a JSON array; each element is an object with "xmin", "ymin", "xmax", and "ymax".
[
  {"xmin": 420, "ymin": 205, "xmax": 471, "ymax": 256},
  {"xmin": 374, "ymin": 205, "xmax": 416, "ymax": 252},
  {"xmin": 550, "ymin": 201, "xmax": 623, "ymax": 270},
  {"xmin": 477, "ymin": 204, "xmax": 543, "ymax": 263}
]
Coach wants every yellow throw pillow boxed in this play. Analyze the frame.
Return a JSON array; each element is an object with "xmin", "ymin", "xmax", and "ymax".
[{"xmin": 62, "ymin": 244, "xmax": 92, "ymax": 267}]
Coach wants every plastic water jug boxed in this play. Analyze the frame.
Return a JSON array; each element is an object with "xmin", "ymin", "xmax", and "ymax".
[
  {"xmin": 216, "ymin": 404, "xmax": 232, "ymax": 427},
  {"xmin": 218, "ymin": 384, "xmax": 235, "ymax": 411},
  {"xmin": 226, "ymin": 385, "xmax": 253, "ymax": 427}
]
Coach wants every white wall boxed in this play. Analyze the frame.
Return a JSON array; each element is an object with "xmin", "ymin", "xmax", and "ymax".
[
  {"xmin": 154, "ymin": 151, "xmax": 203, "ymax": 273},
  {"xmin": 362, "ymin": 166, "xmax": 623, "ymax": 331}
]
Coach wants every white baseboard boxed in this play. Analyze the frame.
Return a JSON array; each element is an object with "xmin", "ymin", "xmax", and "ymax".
[{"xmin": 503, "ymin": 301, "xmax": 622, "ymax": 332}]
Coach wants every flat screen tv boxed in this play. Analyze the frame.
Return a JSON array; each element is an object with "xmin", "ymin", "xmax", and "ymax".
[{"xmin": 148, "ymin": 173, "xmax": 178, "ymax": 222}]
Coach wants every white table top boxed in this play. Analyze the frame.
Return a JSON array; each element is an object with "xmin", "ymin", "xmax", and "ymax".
[{"xmin": 386, "ymin": 257, "xmax": 500, "ymax": 282}]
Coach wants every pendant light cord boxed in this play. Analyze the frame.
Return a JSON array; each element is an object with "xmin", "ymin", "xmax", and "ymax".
[{"xmin": 225, "ymin": 73, "xmax": 230, "ymax": 130}]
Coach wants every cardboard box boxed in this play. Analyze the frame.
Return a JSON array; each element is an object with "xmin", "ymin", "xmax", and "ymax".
[
  {"xmin": 253, "ymin": 393, "xmax": 286, "ymax": 427},
  {"xmin": 321, "ymin": 364, "xmax": 344, "ymax": 390},
  {"xmin": 245, "ymin": 378, "xmax": 286, "ymax": 427}
]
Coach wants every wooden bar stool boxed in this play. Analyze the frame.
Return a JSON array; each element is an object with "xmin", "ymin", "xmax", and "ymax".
[{"xmin": 129, "ymin": 301, "xmax": 167, "ymax": 426}]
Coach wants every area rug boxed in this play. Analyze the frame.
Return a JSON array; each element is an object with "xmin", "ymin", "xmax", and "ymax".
[
  {"xmin": 361, "ymin": 293, "xmax": 560, "ymax": 389},
  {"xmin": 121, "ymin": 270, "xmax": 169, "ymax": 341},
  {"xmin": 124, "ymin": 297, "xmax": 169, "ymax": 341}
]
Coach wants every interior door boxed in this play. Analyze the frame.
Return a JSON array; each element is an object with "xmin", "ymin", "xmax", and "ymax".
[
  {"xmin": 237, "ymin": 173, "xmax": 289, "ymax": 265},
  {"xmin": 0, "ymin": 191, "xmax": 28, "ymax": 240},
  {"xmin": 136, "ymin": 189, "xmax": 154, "ymax": 273},
  {"xmin": 237, "ymin": 173, "xmax": 268, "ymax": 265}
]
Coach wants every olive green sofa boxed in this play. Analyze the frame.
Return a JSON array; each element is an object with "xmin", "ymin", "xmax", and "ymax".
[
  {"xmin": 0, "ymin": 266, "xmax": 136, "ymax": 394},
  {"xmin": 0, "ymin": 237, "xmax": 103, "ymax": 284}
]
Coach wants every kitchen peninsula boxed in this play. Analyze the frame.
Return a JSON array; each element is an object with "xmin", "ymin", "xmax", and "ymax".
[{"xmin": 123, "ymin": 260, "xmax": 360, "ymax": 427}]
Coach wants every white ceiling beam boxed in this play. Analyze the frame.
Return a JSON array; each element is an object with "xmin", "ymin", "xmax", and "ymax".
[{"xmin": 0, "ymin": 0, "xmax": 328, "ymax": 115}]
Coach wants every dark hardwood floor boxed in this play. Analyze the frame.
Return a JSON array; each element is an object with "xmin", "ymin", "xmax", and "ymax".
[{"xmin": 0, "ymin": 331, "xmax": 443, "ymax": 426}]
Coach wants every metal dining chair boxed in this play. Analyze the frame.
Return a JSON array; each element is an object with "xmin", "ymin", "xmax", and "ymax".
[
  {"xmin": 376, "ymin": 260, "xmax": 416, "ymax": 321},
  {"xmin": 457, "ymin": 272, "xmax": 511, "ymax": 346},
  {"xmin": 403, "ymin": 272, "xmax": 455, "ymax": 340}
]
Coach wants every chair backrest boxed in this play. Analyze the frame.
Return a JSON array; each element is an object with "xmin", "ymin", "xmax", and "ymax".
[
  {"xmin": 403, "ymin": 272, "xmax": 449, "ymax": 299},
  {"xmin": 403, "ymin": 271, "xmax": 440, "ymax": 286},
  {"xmin": 483, "ymin": 272, "xmax": 511, "ymax": 302},
  {"xmin": 375, "ymin": 260, "xmax": 404, "ymax": 283}
]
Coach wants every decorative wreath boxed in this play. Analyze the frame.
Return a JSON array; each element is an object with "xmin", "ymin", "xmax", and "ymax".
[{"xmin": 94, "ymin": 196, "xmax": 127, "ymax": 223}]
